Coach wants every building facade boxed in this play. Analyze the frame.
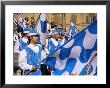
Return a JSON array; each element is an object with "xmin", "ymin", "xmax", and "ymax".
[{"xmin": 14, "ymin": 13, "xmax": 97, "ymax": 32}]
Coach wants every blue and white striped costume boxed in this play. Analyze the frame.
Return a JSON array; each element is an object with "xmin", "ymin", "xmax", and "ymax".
[
  {"xmin": 47, "ymin": 38, "xmax": 59, "ymax": 54},
  {"xmin": 18, "ymin": 43, "xmax": 47, "ymax": 75}
]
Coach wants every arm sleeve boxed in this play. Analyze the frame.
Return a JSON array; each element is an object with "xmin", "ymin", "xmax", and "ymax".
[
  {"xmin": 18, "ymin": 49, "xmax": 33, "ymax": 71},
  {"xmin": 45, "ymin": 39, "xmax": 50, "ymax": 54},
  {"xmin": 46, "ymin": 39, "xmax": 48, "ymax": 48},
  {"xmin": 41, "ymin": 50, "xmax": 47, "ymax": 62},
  {"xmin": 44, "ymin": 48, "xmax": 50, "ymax": 55},
  {"xmin": 14, "ymin": 40, "xmax": 20, "ymax": 53}
]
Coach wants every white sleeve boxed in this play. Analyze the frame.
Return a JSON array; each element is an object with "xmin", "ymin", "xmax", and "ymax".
[
  {"xmin": 45, "ymin": 39, "xmax": 50, "ymax": 54},
  {"xmin": 14, "ymin": 40, "xmax": 20, "ymax": 53},
  {"xmin": 44, "ymin": 48, "xmax": 50, "ymax": 55},
  {"xmin": 18, "ymin": 49, "xmax": 33, "ymax": 71},
  {"xmin": 41, "ymin": 50, "xmax": 47, "ymax": 62},
  {"xmin": 45, "ymin": 39, "xmax": 48, "ymax": 47}
]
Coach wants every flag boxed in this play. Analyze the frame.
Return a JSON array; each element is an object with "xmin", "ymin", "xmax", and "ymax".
[
  {"xmin": 16, "ymin": 13, "xmax": 26, "ymax": 30},
  {"xmin": 13, "ymin": 18, "xmax": 23, "ymax": 33},
  {"xmin": 69, "ymin": 21, "xmax": 78, "ymax": 38},
  {"xmin": 16, "ymin": 13, "xmax": 23, "ymax": 23},
  {"xmin": 47, "ymin": 22, "xmax": 51, "ymax": 31},
  {"xmin": 14, "ymin": 18, "xmax": 21, "ymax": 27},
  {"xmin": 35, "ymin": 13, "xmax": 48, "ymax": 45},
  {"xmin": 45, "ymin": 21, "xmax": 97, "ymax": 75},
  {"xmin": 46, "ymin": 22, "xmax": 51, "ymax": 36}
]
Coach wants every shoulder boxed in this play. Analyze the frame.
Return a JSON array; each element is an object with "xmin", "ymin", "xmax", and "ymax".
[
  {"xmin": 28, "ymin": 44, "xmax": 40, "ymax": 53},
  {"xmin": 36, "ymin": 44, "xmax": 42, "ymax": 48}
]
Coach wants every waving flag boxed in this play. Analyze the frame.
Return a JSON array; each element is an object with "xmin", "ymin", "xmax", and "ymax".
[
  {"xmin": 35, "ymin": 13, "xmax": 48, "ymax": 45},
  {"xmin": 47, "ymin": 22, "xmax": 51, "ymax": 31},
  {"xmin": 69, "ymin": 21, "xmax": 78, "ymax": 38},
  {"xmin": 16, "ymin": 13, "xmax": 26, "ymax": 30},
  {"xmin": 46, "ymin": 21, "xmax": 97, "ymax": 75},
  {"xmin": 46, "ymin": 22, "xmax": 51, "ymax": 36},
  {"xmin": 16, "ymin": 13, "xmax": 23, "ymax": 23}
]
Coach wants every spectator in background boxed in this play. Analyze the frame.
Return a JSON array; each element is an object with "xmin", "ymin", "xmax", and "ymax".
[
  {"xmin": 25, "ymin": 17, "xmax": 30, "ymax": 28},
  {"xmin": 30, "ymin": 17, "xmax": 36, "ymax": 29}
]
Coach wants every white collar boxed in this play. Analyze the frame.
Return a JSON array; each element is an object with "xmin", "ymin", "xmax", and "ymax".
[
  {"xmin": 51, "ymin": 38, "xmax": 58, "ymax": 46},
  {"xmin": 22, "ymin": 37, "xmax": 28, "ymax": 43},
  {"xmin": 27, "ymin": 43, "xmax": 39, "ymax": 53}
]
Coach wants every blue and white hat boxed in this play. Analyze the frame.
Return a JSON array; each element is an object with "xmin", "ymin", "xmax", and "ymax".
[
  {"xmin": 29, "ymin": 29, "xmax": 39, "ymax": 36},
  {"xmin": 23, "ymin": 28, "xmax": 30, "ymax": 33},
  {"xmin": 52, "ymin": 30, "xmax": 59, "ymax": 35}
]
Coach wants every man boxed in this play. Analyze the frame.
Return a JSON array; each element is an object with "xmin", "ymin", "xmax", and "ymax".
[{"xmin": 30, "ymin": 17, "xmax": 35, "ymax": 29}]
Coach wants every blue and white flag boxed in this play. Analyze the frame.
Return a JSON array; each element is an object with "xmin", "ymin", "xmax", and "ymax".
[
  {"xmin": 16, "ymin": 13, "xmax": 26, "ymax": 30},
  {"xmin": 46, "ymin": 21, "xmax": 97, "ymax": 75},
  {"xmin": 36, "ymin": 13, "xmax": 48, "ymax": 45},
  {"xmin": 16, "ymin": 13, "xmax": 23, "ymax": 23},
  {"xmin": 14, "ymin": 18, "xmax": 21, "ymax": 27},
  {"xmin": 69, "ymin": 21, "xmax": 78, "ymax": 38},
  {"xmin": 47, "ymin": 22, "xmax": 51, "ymax": 30},
  {"xmin": 46, "ymin": 22, "xmax": 51, "ymax": 36}
]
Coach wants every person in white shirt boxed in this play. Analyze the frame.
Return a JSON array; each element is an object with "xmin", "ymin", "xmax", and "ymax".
[{"xmin": 14, "ymin": 28, "xmax": 30, "ymax": 54}]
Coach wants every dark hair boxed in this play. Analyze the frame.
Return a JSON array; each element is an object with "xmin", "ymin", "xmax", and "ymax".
[
  {"xmin": 61, "ymin": 33, "xmax": 64, "ymax": 37},
  {"xmin": 28, "ymin": 35, "xmax": 39, "ymax": 44},
  {"xmin": 31, "ymin": 17, "xmax": 34, "ymax": 19},
  {"xmin": 22, "ymin": 33, "xmax": 28, "ymax": 37},
  {"xmin": 28, "ymin": 36, "xmax": 31, "ymax": 44},
  {"xmin": 25, "ymin": 17, "xmax": 29, "ymax": 21}
]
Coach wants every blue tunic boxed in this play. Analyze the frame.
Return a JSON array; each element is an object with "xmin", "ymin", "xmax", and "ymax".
[{"xmin": 24, "ymin": 45, "xmax": 43, "ymax": 75}]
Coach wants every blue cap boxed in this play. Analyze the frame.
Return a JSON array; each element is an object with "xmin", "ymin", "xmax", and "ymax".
[
  {"xmin": 52, "ymin": 28, "xmax": 65, "ymax": 34},
  {"xmin": 23, "ymin": 28, "xmax": 30, "ymax": 33},
  {"xmin": 52, "ymin": 30, "xmax": 59, "ymax": 34},
  {"xmin": 29, "ymin": 29, "xmax": 39, "ymax": 36}
]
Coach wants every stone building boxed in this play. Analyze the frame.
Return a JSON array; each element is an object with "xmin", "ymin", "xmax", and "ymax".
[{"xmin": 14, "ymin": 13, "xmax": 97, "ymax": 32}]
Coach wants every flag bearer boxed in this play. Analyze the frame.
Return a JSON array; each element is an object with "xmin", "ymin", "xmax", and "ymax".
[{"xmin": 18, "ymin": 29, "xmax": 48, "ymax": 75}]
